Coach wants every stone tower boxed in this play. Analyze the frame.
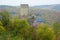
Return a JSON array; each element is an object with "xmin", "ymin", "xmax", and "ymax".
[{"xmin": 20, "ymin": 4, "xmax": 29, "ymax": 17}]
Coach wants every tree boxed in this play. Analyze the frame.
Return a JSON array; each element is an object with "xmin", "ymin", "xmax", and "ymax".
[
  {"xmin": 11, "ymin": 17, "xmax": 32, "ymax": 40},
  {"xmin": 36, "ymin": 24, "xmax": 55, "ymax": 40},
  {"xmin": 53, "ymin": 22, "xmax": 60, "ymax": 40},
  {"xmin": 0, "ymin": 21, "xmax": 5, "ymax": 33},
  {"xmin": 0, "ymin": 21, "xmax": 7, "ymax": 40},
  {"xmin": 0, "ymin": 11, "xmax": 10, "ymax": 26}
]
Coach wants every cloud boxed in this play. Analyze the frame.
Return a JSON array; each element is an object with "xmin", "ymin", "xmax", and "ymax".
[{"xmin": 0, "ymin": 0, "xmax": 60, "ymax": 6}]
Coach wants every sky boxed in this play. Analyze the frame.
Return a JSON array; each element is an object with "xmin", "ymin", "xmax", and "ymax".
[{"xmin": 0, "ymin": 0, "xmax": 60, "ymax": 6}]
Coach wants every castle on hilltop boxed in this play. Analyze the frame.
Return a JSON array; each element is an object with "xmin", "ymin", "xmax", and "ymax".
[{"xmin": 20, "ymin": 4, "xmax": 43, "ymax": 26}]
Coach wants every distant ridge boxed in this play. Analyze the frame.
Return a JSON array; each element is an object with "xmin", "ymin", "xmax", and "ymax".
[{"xmin": 33, "ymin": 4, "xmax": 60, "ymax": 10}]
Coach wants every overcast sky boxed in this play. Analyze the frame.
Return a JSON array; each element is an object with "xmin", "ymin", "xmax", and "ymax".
[{"xmin": 0, "ymin": 0, "xmax": 60, "ymax": 6}]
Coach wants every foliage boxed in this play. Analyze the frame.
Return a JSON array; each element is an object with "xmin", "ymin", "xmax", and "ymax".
[
  {"xmin": 53, "ymin": 22, "xmax": 60, "ymax": 40},
  {"xmin": 53, "ymin": 22, "xmax": 60, "ymax": 33},
  {"xmin": 36, "ymin": 24, "xmax": 55, "ymax": 40},
  {"xmin": 0, "ymin": 11, "xmax": 60, "ymax": 40},
  {"xmin": 0, "ymin": 11, "xmax": 10, "ymax": 26},
  {"xmin": 8, "ymin": 17, "xmax": 32, "ymax": 40}
]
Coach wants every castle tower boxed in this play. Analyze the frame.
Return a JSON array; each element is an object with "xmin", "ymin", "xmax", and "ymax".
[{"xmin": 20, "ymin": 4, "xmax": 29, "ymax": 17}]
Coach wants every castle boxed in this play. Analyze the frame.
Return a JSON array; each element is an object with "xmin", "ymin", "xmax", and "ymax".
[{"xmin": 20, "ymin": 4, "xmax": 29, "ymax": 18}]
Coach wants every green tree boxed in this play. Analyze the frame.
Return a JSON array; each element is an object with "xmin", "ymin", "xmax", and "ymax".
[
  {"xmin": 0, "ymin": 21, "xmax": 5, "ymax": 33},
  {"xmin": 53, "ymin": 22, "xmax": 60, "ymax": 40},
  {"xmin": 36, "ymin": 24, "xmax": 55, "ymax": 40},
  {"xmin": 0, "ymin": 21, "xmax": 7, "ymax": 40},
  {"xmin": 10, "ymin": 17, "xmax": 32, "ymax": 40},
  {"xmin": 0, "ymin": 11, "xmax": 10, "ymax": 26}
]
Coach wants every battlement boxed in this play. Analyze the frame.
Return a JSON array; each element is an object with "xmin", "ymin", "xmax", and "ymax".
[{"xmin": 20, "ymin": 4, "xmax": 29, "ymax": 8}]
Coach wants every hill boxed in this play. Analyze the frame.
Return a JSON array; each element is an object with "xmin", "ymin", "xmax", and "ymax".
[
  {"xmin": 0, "ymin": 4, "xmax": 60, "ymax": 24},
  {"xmin": 33, "ymin": 4, "xmax": 60, "ymax": 10}
]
